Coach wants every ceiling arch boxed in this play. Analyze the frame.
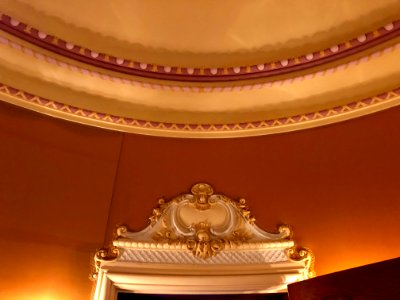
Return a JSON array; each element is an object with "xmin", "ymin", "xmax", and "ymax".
[{"xmin": 0, "ymin": 1, "xmax": 399, "ymax": 137}]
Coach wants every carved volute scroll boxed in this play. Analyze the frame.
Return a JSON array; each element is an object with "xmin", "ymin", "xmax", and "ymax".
[{"xmin": 92, "ymin": 183, "xmax": 315, "ymax": 299}]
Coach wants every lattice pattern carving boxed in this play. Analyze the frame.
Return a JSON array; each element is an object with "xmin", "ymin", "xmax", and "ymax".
[{"xmin": 119, "ymin": 249, "xmax": 288, "ymax": 265}]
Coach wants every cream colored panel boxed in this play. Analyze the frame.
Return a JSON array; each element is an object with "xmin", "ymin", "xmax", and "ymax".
[
  {"xmin": 0, "ymin": 32, "xmax": 399, "ymax": 125},
  {"xmin": 1, "ymin": 0, "xmax": 399, "ymax": 66}
]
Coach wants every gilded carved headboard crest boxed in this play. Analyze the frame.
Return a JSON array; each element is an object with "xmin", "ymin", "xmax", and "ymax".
[
  {"xmin": 143, "ymin": 183, "xmax": 290, "ymax": 260},
  {"xmin": 92, "ymin": 183, "xmax": 314, "ymax": 299}
]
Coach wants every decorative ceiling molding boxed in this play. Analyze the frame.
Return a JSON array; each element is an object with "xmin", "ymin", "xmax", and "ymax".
[
  {"xmin": 1, "ymin": 4, "xmax": 399, "ymax": 138},
  {"xmin": 92, "ymin": 183, "xmax": 314, "ymax": 298},
  {"xmin": 1, "ymin": 83, "xmax": 399, "ymax": 138},
  {"xmin": 0, "ymin": 12, "xmax": 398, "ymax": 82},
  {"xmin": 0, "ymin": 32, "xmax": 399, "ymax": 92}
]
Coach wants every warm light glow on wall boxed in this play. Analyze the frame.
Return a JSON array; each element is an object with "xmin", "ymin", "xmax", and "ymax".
[
  {"xmin": 1, "ymin": 287, "xmax": 79, "ymax": 300},
  {"xmin": 4, "ymin": 292, "xmax": 70, "ymax": 300}
]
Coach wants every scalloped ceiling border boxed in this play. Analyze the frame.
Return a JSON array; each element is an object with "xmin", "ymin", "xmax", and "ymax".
[
  {"xmin": 0, "ymin": 12, "xmax": 399, "ymax": 82},
  {"xmin": 1, "ymin": 83, "xmax": 399, "ymax": 138},
  {"xmin": 1, "ymin": 33, "xmax": 399, "ymax": 93}
]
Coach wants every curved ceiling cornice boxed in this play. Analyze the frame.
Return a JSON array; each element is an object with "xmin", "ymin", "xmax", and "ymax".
[
  {"xmin": 1, "ymin": 32, "xmax": 399, "ymax": 92},
  {"xmin": 0, "ymin": 13, "xmax": 398, "ymax": 82},
  {"xmin": 1, "ymin": 83, "xmax": 399, "ymax": 138},
  {"xmin": 0, "ymin": 1, "xmax": 399, "ymax": 138}
]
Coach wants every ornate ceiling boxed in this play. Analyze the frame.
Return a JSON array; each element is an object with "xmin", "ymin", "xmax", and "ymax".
[{"xmin": 0, "ymin": 0, "xmax": 399, "ymax": 137}]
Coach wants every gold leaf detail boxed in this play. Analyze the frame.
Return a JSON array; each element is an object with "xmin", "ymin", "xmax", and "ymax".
[
  {"xmin": 288, "ymin": 246, "xmax": 316, "ymax": 278},
  {"xmin": 186, "ymin": 224, "xmax": 225, "ymax": 259},
  {"xmin": 190, "ymin": 183, "xmax": 214, "ymax": 210},
  {"xmin": 90, "ymin": 247, "xmax": 119, "ymax": 280}
]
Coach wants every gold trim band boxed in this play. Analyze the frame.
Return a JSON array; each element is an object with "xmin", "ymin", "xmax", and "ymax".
[{"xmin": 0, "ymin": 83, "xmax": 399, "ymax": 138}]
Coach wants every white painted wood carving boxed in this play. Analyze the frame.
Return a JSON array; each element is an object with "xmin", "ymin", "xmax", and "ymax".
[{"xmin": 92, "ymin": 183, "xmax": 314, "ymax": 299}]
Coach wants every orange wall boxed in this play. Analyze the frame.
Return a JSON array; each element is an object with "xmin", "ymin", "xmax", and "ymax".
[
  {"xmin": 1, "ymin": 102, "xmax": 399, "ymax": 299},
  {"xmin": 107, "ymin": 106, "xmax": 400, "ymax": 276},
  {"xmin": 0, "ymin": 103, "xmax": 121, "ymax": 300}
]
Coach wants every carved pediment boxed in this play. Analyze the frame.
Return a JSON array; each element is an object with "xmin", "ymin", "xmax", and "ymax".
[{"xmin": 92, "ymin": 183, "xmax": 314, "ymax": 299}]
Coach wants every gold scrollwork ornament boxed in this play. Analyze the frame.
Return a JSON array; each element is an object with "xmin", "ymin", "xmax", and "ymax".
[
  {"xmin": 288, "ymin": 246, "xmax": 316, "ymax": 278},
  {"xmin": 90, "ymin": 247, "xmax": 119, "ymax": 281}
]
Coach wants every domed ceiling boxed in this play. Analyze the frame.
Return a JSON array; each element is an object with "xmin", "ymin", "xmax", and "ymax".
[{"xmin": 0, "ymin": 0, "xmax": 399, "ymax": 137}]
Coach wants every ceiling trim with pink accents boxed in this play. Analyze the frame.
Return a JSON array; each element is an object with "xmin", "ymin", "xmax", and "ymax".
[
  {"xmin": 1, "ymin": 82, "xmax": 399, "ymax": 138},
  {"xmin": 0, "ymin": 4, "xmax": 399, "ymax": 138},
  {"xmin": 0, "ymin": 12, "xmax": 398, "ymax": 82}
]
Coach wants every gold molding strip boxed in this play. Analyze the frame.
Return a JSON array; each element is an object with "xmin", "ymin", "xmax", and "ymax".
[{"xmin": 0, "ymin": 83, "xmax": 399, "ymax": 138}]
